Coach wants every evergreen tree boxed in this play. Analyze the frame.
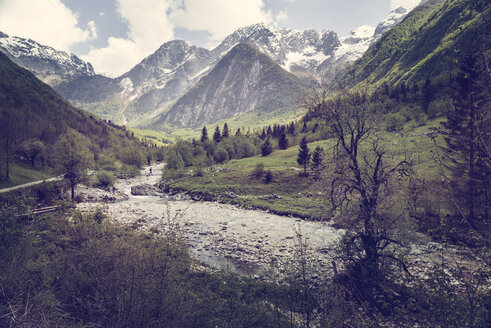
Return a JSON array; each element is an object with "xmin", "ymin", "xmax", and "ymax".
[
  {"xmin": 200, "ymin": 126, "xmax": 208, "ymax": 143},
  {"xmin": 296, "ymin": 136, "xmax": 310, "ymax": 176},
  {"xmin": 235, "ymin": 128, "xmax": 241, "ymax": 136},
  {"xmin": 278, "ymin": 132, "xmax": 289, "ymax": 150},
  {"xmin": 222, "ymin": 123, "xmax": 229, "ymax": 138},
  {"xmin": 260, "ymin": 128, "xmax": 266, "ymax": 140},
  {"xmin": 310, "ymin": 146, "xmax": 324, "ymax": 180},
  {"xmin": 267, "ymin": 126, "xmax": 273, "ymax": 136},
  {"xmin": 440, "ymin": 53, "xmax": 490, "ymax": 225},
  {"xmin": 288, "ymin": 122, "xmax": 296, "ymax": 135},
  {"xmin": 213, "ymin": 126, "xmax": 221, "ymax": 143},
  {"xmin": 261, "ymin": 138, "xmax": 273, "ymax": 157},
  {"xmin": 302, "ymin": 121, "xmax": 308, "ymax": 133}
]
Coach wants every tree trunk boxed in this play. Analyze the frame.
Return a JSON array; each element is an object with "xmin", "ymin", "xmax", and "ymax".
[{"xmin": 71, "ymin": 184, "xmax": 75, "ymax": 201}]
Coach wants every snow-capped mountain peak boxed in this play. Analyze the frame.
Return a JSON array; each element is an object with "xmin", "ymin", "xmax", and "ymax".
[{"xmin": 0, "ymin": 32, "xmax": 94, "ymax": 86}]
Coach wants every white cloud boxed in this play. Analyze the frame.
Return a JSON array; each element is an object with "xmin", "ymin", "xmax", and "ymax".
[
  {"xmin": 275, "ymin": 10, "xmax": 288, "ymax": 25},
  {"xmin": 170, "ymin": 0, "xmax": 273, "ymax": 47},
  {"xmin": 390, "ymin": 0, "xmax": 421, "ymax": 10},
  {"xmin": 0, "ymin": 0, "xmax": 90, "ymax": 52},
  {"xmin": 87, "ymin": 21, "xmax": 98, "ymax": 39},
  {"xmin": 83, "ymin": 0, "xmax": 176, "ymax": 77}
]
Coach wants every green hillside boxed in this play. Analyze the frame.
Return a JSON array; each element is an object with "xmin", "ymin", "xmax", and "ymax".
[
  {"xmin": 341, "ymin": 0, "xmax": 490, "ymax": 90},
  {"xmin": 0, "ymin": 51, "xmax": 147, "ymax": 187}
]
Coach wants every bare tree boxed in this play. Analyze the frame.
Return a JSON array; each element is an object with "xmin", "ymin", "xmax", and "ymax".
[{"xmin": 306, "ymin": 90, "xmax": 414, "ymax": 289}]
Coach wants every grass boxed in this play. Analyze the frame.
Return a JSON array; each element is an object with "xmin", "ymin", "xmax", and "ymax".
[
  {"xmin": 166, "ymin": 118, "xmax": 445, "ymax": 220},
  {"xmin": 0, "ymin": 162, "xmax": 54, "ymax": 189}
]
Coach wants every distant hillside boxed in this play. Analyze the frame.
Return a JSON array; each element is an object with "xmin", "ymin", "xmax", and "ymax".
[
  {"xmin": 151, "ymin": 43, "xmax": 305, "ymax": 129},
  {"xmin": 340, "ymin": 0, "xmax": 490, "ymax": 89},
  {"xmin": 0, "ymin": 51, "xmax": 144, "ymax": 180}
]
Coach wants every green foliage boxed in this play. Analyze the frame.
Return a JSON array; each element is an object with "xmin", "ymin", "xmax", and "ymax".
[
  {"xmin": 264, "ymin": 170, "xmax": 273, "ymax": 184},
  {"xmin": 214, "ymin": 146, "xmax": 229, "ymax": 163},
  {"xmin": 297, "ymin": 136, "xmax": 311, "ymax": 176},
  {"xmin": 385, "ymin": 112, "xmax": 406, "ymax": 131},
  {"xmin": 253, "ymin": 162, "xmax": 265, "ymax": 179},
  {"xmin": 53, "ymin": 131, "xmax": 92, "ymax": 200},
  {"xmin": 261, "ymin": 139, "xmax": 273, "ymax": 156},
  {"xmin": 120, "ymin": 146, "xmax": 146, "ymax": 169},
  {"xmin": 165, "ymin": 150, "xmax": 185, "ymax": 171},
  {"xmin": 96, "ymin": 170, "xmax": 115, "ymax": 188}
]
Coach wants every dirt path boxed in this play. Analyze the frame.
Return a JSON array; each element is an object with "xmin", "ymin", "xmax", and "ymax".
[{"xmin": 0, "ymin": 176, "xmax": 60, "ymax": 194}]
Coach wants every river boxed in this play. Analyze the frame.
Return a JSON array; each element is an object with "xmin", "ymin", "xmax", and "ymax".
[{"xmin": 77, "ymin": 163, "xmax": 344, "ymax": 275}]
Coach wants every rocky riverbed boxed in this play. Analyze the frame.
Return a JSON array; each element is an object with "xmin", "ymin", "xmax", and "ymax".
[
  {"xmin": 76, "ymin": 163, "xmax": 479, "ymax": 278},
  {"xmin": 76, "ymin": 163, "xmax": 344, "ymax": 274}
]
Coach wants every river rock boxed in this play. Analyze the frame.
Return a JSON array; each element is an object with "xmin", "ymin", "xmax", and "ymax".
[{"xmin": 131, "ymin": 184, "xmax": 160, "ymax": 196}]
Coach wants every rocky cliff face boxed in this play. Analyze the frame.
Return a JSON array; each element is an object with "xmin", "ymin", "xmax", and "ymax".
[
  {"xmin": 0, "ymin": 32, "xmax": 94, "ymax": 86},
  {"xmin": 153, "ymin": 43, "xmax": 304, "ymax": 128}
]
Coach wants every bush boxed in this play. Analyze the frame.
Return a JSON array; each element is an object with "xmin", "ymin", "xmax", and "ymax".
[
  {"xmin": 385, "ymin": 113, "xmax": 405, "ymax": 132},
  {"xmin": 117, "ymin": 164, "xmax": 139, "ymax": 178},
  {"xmin": 264, "ymin": 170, "xmax": 273, "ymax": 184},
  {"xmin": 96, "ymin": 170, "xmax": 115, "ymax": 188},
  {"xmin": 214, "ymin": 146, "xmax": 229, "ymax": 163},
  {"xmin": 253, "ymin": 162, "xmax": 265, "ymax": 179},
  {"xmin": 427, "ymin": 99, "xmax": 449, "ymax": 119}
]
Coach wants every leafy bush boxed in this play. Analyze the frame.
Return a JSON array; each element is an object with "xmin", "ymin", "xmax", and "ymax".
[
  {"xmin": 253, "ymin": 162, "xmax": 265, "ymax": 178},
  {"xmin": 385, "ymin": 113, "xmax": 405, "ymax": 131},
  {"xmin": 214, "ymin": 146, "xmax": 229, "ymax": 163},
  {"xmin": 96, "ymin": 170, "xmax": 115, "ymax": 188},
  {"xmin": 117, "ymin": 164, "xmax": 139, "ymax": 178}
]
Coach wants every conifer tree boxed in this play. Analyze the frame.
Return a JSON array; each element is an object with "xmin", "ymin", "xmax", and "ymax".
[
  {"xmin": 302, "ymin": 121, "xmax": 308, "ymax": 133},
  {"xmin": 260, "ymin": 128, "xmax": 266, "ymax": 140},
  {"xmin": 278, "ymin": 132, "xmax": 289, "ymax": 150},
  {"xmin": 261, "ymin": 138, "xmax": 273, "ymax": 156},
  {"xmin": 222, "ymin": 123, "xmax": 229, "ymax": 138},
  {"xmin": 213, "ymin": 126, "xmax": 221, "ymax": 143},
  {"xmin": 235, "ymin": 128, "xmax": 241, "ymax": 136},
  {"xmin": 310, "ymin": 146, "xmax": 324, "ymax": 180},
  {"xmin": 297, "ymin": 136, "xmax": 310, "ymax": 176},
  {"xmin": 440, "ymin": 53, "xmax": 490, "ymax": 225},
  {"xmin": 200, "ymin": 126, "xmax": 208, "ymax": 142},
  {"xmin": 288, "ymin": 122, "xmax": 296, "ymax": 135}
]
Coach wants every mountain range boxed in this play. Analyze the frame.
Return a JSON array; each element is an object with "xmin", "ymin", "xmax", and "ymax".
[{"xmin": 0, "ymin": 4, "xmax": 423, "ymax": 130}]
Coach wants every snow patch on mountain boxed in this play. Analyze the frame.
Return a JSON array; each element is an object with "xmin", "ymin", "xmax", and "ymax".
[
  {"xmin": 0, "ymin": 32, "xmax": 94, "ymax": 86},
  {"xmin": 335, "ymin": 25, "xmax": 375, "ymax": 62}
]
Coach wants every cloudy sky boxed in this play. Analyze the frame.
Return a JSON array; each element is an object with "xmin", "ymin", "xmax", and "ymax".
[{"xmin": 0, "ymin": 0, "xmax": 420, "ymax": 77}]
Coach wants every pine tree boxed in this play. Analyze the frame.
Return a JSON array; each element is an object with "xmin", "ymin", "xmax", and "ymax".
[
  {"xmin": 296, "ymin": 136, "xmax": 310, "ymax": 176},
  {"xmin": 261, "ymin": 138, "xmax": 273, "ymax": 156},
  {"xmin": 222, "ymin": 123, "xmax": 229, "ymax": 138},
  {"xmin": 278, "ymin": 132, "xmax": 289, "ymax": 150},
  {"xmin": 213, "ymin": 126, "xmax": 221, "ymax": 143},
  {"xmin": 235, "ymin": 128, "xmax": 241, "ymax": 136},
  {"xmin": 310, "ymin": 146, "xmax": 324, "ymax": 180},
  {"xmin": 260, "ymin": 128, "xmax": 266, "ymax": 140},
  {"xmin": 440, "ymin": 53, "xmax": 490, "ymax": 225},
  {"xmin": 288, "ymin": 122, "xmax": 296, "ymax": 135},
  {"xmin": 200, "ymin": 126, "xmax": 208, "ymax": 142},
  {"xmin": 302, "ymin": 121, "xmax": 308, "ymax": 133}
]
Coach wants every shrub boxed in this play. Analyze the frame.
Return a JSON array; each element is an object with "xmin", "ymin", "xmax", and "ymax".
[
  {"xmin": 264, "ymin": 170, "xmax": 273, "ymax": 184},
  {"xmin": 385, "ymin": 113, "xmax": 405, "ymax": 131},
  {"xmin": 96, "ymin": 170, "xmax": 115, "ymax": 188},
  {"xmin": 253, "ymin": 162, "xmax": 265, "ymax": 178},
  {"xmin": 214, "ymin": 146, "xmax": 229, "ymax": 163}
]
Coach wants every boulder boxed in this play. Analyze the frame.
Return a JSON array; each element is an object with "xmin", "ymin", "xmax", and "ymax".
[{"xmin": 130, "ymin": 184, "xmax": 160, "ymax": 196}]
